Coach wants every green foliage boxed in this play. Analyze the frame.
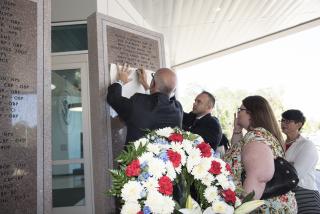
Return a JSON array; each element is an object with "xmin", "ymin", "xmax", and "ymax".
[
  {"xmin": 108, "ymin": 143, "xmax": 147, "ymax": 197},
  {"xmin": 107, "ymin": 168, "xmax": 129, "ymax": 197},
  {"xmin": 242, "ymin": 191, "xmax": 255, "ymax": 203},
  {"xmin": 116, "ymin": 143, "xmax": 147, "ymax": 165},
  {"xmin": 193, "ymin": 179, "xmax": 210, "ymax": 209}
]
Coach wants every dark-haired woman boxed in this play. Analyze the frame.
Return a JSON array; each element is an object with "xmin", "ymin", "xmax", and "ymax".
[{"xmin": 281, "ymin": 109, "xmax": 320, "ymax": 213}]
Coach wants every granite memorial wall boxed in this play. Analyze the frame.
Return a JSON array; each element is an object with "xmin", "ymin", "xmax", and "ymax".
[{"xmin": 0, "ymin": 0, "xmax": 51, "ymax": 213}]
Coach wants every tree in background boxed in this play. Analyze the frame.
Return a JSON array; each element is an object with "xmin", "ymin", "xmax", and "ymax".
[{"xmin": 179, "ymin": 85, "xmax": 318, "ymax": 140}]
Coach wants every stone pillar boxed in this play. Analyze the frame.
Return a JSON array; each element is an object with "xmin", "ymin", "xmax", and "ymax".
[
  {"xmin": 87, "ymin": 13, "xmax": 165, "ymax": 213},
  {"xmin": 0, "ymin": 0, "xmax": 51, "ymax": 213}
]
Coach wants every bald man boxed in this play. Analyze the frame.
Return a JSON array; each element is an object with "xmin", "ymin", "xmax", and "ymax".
[{"xmin": 107, "ymin": 64, "xmax": 183, "ymax": 144}]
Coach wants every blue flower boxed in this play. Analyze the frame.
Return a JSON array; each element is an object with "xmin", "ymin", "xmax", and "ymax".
[
  {"xmin": 155, "ymin": 138, "xmax": 169, "ymax": 145},
  {"xmin": 194, "ymin": 139, "xmax": 201, "ymax": 145},
  {"xmin": 158, "ymin": 151, "xmax": 169, "ymax": 162},
  {"xmin": 138, "ymin": 172, "xmax": 150, "ymax": 181},
  {"xmin": 212, "ymin": 151, "xmax": 221, "ymax": 158},
  {"xmin": 140, "ymin": 161, "xmax": 148, "ymax": 169},
  {"xmin": 143, "ymin": 206, "xmax": 151, "ymax": 214}
]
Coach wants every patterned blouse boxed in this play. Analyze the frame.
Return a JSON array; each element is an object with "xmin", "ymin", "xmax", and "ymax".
[{"xmin": 224, "ymin": 127, "xmax": 297, "ymax": 214}]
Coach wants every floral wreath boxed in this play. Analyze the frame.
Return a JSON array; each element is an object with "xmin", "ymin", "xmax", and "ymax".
[{"xmin": 108, "ymin": 127, "xmax": 263, "ymax": 214}]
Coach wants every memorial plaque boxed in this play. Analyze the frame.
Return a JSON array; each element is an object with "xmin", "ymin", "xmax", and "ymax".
[
  {"xmin": 107, "ymin": 26, "xmax": 160, "ymax": 71},
  {"xmin": 0, "ymin": 0, "xmax": 48, "ymax": 213},
  {"xmin": 87, "ymin": 14, "xmax": 165, "ymax": 213}
]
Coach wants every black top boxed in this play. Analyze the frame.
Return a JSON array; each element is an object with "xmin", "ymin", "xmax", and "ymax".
[
  {"xmin": 107, "ymin": 83, "xmax": 183, "ymax": 144},
  {"xmin": 183, "ymin": 112, "xmax": 222, "ymax": 150}
]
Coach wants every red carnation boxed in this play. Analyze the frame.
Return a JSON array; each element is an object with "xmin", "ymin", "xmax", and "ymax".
[
  {"xmin": 225, "ymin": 163, "xmax": 233, "ymax": 174},
  {"xmin": 137, "ymin": 212, "xmax": 143, "ymax": 214},
  {"xmin": 158, "ymin": 176, "xmax": 173, "ymax": 195},
  {"xmin": 196, "ymin": 142, "xmax": 212, "ymax": 157},
  {"xmin": 167, "ymin": 150, "xmax": 181, "ymax": 168},
  {"xmin": 168, "ymin": 133, "xmax": 184, "ymax": 143},
  {"xmin": 125, "ymin": 159, "xmax": 141, "ymax": 177},
  {"xmin": 209, "ymin": 160, "xmax": 222, "ymax": 174},
  {"xmin": 222, "ymin": 189, "xmax": 236, "ymax": 204}
]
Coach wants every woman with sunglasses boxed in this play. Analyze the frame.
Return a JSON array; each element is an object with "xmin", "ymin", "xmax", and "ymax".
[
  {"xmin": 224, "ymin": 95, "xmax": 297, "ymax": 213},
  {"xmin": 281, "ymin": 109, "xmax": 320, "ymax": 213}
]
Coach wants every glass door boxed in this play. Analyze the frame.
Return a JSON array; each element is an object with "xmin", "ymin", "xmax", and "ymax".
[{"xmin": 51, "ymin": 54, "xmax": 93, "ymax": 214}]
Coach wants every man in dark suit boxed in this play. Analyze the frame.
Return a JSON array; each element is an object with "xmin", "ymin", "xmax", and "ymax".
[
  {"xmin": 183, "ymin": 91, "xmax": 222, "ymax": 150},
  {"xmin": 107, "ymin": 63, "xmax": 183, "ymax": 144}
]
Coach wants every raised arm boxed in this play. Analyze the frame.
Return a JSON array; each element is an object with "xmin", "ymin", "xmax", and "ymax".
[{"xmin": 106, "ymin": 63, "xmax": 133, "ymax": 121}]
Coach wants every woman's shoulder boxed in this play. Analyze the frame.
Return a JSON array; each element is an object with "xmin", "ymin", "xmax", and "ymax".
[
  {"xmin": 243, "ymin": 127, "xmax": 271, "ymax": 144},
  {"xmin": 243, "ymin": 127, "xmax": 283, "ymax": 156}
]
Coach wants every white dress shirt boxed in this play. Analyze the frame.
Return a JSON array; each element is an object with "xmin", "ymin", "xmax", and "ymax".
[{"xmin": 285, "ymin": 135, "xmax": 319, "ymax": 190}]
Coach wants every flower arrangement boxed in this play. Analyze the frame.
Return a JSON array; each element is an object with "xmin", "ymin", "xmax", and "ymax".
[{"xmin": 108, "ymin": 127, "xmax": 263, "ymax": 214}]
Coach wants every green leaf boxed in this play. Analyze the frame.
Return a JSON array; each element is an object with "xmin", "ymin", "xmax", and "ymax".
[
  {"xmin": 116, "ymin": 143, "xmax": 147, "ymax": 165},
  {"xmin": 107, "ymin": 169, "xmax": 129, "ymax": 197},
  {"xmin": 242, "ymin": 191, "xmax": 255, "ymax": 203}
]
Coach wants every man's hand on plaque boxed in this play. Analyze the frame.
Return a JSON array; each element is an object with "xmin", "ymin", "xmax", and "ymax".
[
  {"xmin": 116, "ymin": 63, "xmax": 132, "ymax": 84},
  {"xmin": 137, "ymin": 67, "xmax": 150, "ymax": 91}
]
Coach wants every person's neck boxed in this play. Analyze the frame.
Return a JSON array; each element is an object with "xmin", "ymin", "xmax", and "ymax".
[
  {"xmin": 196, "ymin": 112, "xmax": 210, "ymax": 118},
  {"xmin": 286, "ymin": 132, "xmax": 300, "ymax": 144}
]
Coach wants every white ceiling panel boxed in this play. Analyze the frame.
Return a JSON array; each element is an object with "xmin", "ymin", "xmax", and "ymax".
[{"xmin": 128, "ymin": 0, "xmax": 320, "ymax": 67}]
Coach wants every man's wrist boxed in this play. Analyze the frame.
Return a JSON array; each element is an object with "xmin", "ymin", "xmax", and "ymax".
[{"xmin": 116, "ymin": 80, "xmax": 124, "ymax": 86}]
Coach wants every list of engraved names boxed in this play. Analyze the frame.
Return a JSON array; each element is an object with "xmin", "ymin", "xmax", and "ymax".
[{"xmin": 0, "ymin": 0, "xmax": 37, "ymax": 213}]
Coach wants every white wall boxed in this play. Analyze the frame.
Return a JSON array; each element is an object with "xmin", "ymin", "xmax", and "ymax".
[
  {"xmin": 51, "ymin": 0, "xmax": 169, "ymax": 65},
  {"xmin": 52, "ymin": 0, "xmax": 152, "ymax": 30},
  {"xmin": 52, "ymin": 0, "xmax": 96, "ymax": 22}
]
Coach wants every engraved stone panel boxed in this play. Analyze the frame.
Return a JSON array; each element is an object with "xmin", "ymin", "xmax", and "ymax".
[
  {"xmin": 106, "ymin": 26, "xmax": 160, "ymax": 71},
  {"xmin": 0, "ymin": 0, "xmax": 38, "ymax": 213}
]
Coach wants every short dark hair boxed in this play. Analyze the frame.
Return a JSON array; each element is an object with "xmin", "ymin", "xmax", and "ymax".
[
  {"xmin": 282, "ymin": 109, "xmax": 306, "ymax": 130},
  {"xmin": 201, "ymin": 91, "xmax": 215, "ymax": 108}
]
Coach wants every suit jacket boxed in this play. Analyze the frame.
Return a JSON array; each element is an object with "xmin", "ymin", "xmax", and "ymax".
[
  {"xmin": 107, "ymin": 83, "xmax": 183, "ymax": 144},
  {"xmin": 183, "ymin": 112, "xmax": 222, "ymax": 150}
]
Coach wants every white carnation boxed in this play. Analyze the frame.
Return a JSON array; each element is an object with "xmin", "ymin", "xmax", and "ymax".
[
  {"xmin": 133, "ymin": 137, "xmax": 148, "ymax": 149},
  {"xmin": 148, "ymin": 158, "xmax": 166, "ymax": 179},
  {"xmin": 201, "ymin": 173, "xmax": 214, "ymax": 186},
  {"xmin": 204, "ymin": 186, "xmax": 219, "ymax": 203},
  {"xmin": 121, "ymin": 201, "xmax": 141, "ymax": 214},
  {"xmin": 165, "ymin": 162, "xmax": 177, "ymax": 180},
  {"xmin": 186, "ymin": 148, "xmax": 202, "ymax": 173},
  {"xmin": 170, "ymin": 142, "xmax": 184, "ymax": 151},
  {"xmin": 175, "ymin": 165, "xmax": 182, "ymax": 174},
  {"xmin": 139, "ymin": 152, "xmax": 154, "ymax": 164},
  {"xmin": 181, "ymin": 139, "xmax": 194, "ymax": 154},
  {"xmin": 145, "ymin": 191, "xmax": 175, "ymax": 214},
  {"xmin": 121, "ymin": 181, "xmax": 143, "ymax": 202},
  {"xmin": 147, "ymin": 143, "xmax": 161, "ymax": 155},
  {"xmin": 216, "ymin": 174, "xmax": 231, "ymax": 190},
  {"xmin": 155, "ymin": 127, "xmax": 173, "ymax": 138},
  {"xmin": 178, "ymin": 149, "xmax": 187, "ymax": 166},
  {"xmin": 143, "ymin": 177, "xmax": 159, "ymax": 193},
  {"xmin": 191, "ymin": 158, "xmax": 211, "ymax": 180}
]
